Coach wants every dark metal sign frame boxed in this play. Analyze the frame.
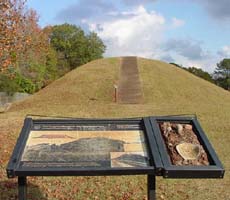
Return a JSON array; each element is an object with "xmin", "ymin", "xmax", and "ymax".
[
  {"xmin": 7, "ymin": 118, "xmax": 157, "ymax": 177},
  {"xmin": 6, "ymin": 116, "xmax": 225, "ymax": 200},
  {"xmin": 149, "ymin": 116, "xmax": 225, "ymax": 179}
]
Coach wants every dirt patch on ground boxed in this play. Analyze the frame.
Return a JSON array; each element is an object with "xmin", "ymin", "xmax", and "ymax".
[
  {"xmin": 159, "ymin": 122, "xmax": 210, "ymax": 166},
  {"xmin": 117, "ymin": 57, "xmax": 144, "ymax": 104}
]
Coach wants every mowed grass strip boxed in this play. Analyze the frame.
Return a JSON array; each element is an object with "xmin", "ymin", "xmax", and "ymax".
[{"xmin": 0, "ymin": 57, "xmax": 229, "ymax": 199}]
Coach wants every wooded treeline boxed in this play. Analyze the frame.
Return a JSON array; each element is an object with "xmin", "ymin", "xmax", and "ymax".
[
  {"xmin": 0, "ymin": 0, "xmax": 105, "ymax": 94},
  {"xmin": 170, "ymin": 58, "xmax": 230, "ymax": 91}
]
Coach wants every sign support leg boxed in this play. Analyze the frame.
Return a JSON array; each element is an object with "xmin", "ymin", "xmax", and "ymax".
[
  {"xmin": 18, "ymin": 176, "xmax": 27, "ymax": 200},
  {"xmin": 147, "ymin": 174, "xmax": 156, "ymax": 200}
]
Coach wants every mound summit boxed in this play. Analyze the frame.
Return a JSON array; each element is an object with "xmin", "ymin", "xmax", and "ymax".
[{"xmin": 9, "ymin": 57, "xmax": 230, "ymax": 118}]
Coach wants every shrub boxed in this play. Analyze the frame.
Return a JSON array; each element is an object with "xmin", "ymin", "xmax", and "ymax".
[
  {"xmin": 15, "ymin": 73, "xmax": 36, "ymax": 94},
  {"xmin": 0, "ymin": 73, "xmax": 19, "ymax": 95}
]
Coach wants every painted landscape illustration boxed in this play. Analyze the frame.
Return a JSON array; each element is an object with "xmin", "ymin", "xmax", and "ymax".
[{"xmin": 21, "ymin": 130, "xmax": 149, "ymax": 168}]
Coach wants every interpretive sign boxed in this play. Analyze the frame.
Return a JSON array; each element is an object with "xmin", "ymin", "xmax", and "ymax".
[
  {"xmin": 21, "ymin": 127, "xmax": 149, "ymax": 169},
  {"xmin": 7, "ymin": 116, "xmax": 224, "ymax": 200}
]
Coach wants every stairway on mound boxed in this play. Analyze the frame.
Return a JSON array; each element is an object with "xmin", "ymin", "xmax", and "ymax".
[{"xmin": 117, "ymin": 56, "xmax": 144, "ymax": 104}]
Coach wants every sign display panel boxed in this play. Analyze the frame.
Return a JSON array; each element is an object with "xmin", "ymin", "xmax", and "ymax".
[
  {"xmin": 6, "ymin": 117, "xmax": 225, "ymax": 200},
  {"xmin": 7, "ymin": 117, "xmax": 224, "ymax": 179},
  {"xmin": 21, "ymin": 128, "xmax": 149, "ymax": 168}
]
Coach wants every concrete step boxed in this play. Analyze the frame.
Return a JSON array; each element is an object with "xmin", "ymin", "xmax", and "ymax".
[{"xmin": 117, "ymin": 57, "xmax": 144, "ymax": 104}]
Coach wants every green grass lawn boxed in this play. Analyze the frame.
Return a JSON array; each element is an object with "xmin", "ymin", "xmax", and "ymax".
[{"xmin": 0, "ymin": 57, "xmax": 229, "ymax": 199}]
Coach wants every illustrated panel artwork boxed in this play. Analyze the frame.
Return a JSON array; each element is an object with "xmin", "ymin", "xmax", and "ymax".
[{"xmin": 21, "ymin": 124, "xmax": 150, "ymax": 168}]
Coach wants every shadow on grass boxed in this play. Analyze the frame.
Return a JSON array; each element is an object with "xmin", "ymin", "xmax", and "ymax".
[{"xmin": 0, "ymin": 180, "xmax": 47, "ymax": 200}]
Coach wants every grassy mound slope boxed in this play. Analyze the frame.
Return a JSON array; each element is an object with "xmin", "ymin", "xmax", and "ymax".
[{"xmin": 0, "ymin": 57, "xmax": 229, "ymax": 200}]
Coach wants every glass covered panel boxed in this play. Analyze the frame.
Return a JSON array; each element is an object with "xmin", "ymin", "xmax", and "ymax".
[{"xmin": 21, "ymin": 124, "xmax": 150, "ymax": 168}]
